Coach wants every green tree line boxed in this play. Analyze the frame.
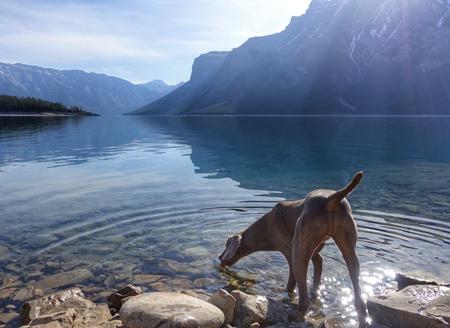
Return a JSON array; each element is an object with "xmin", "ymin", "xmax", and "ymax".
[{"xmin": 0, "ymin": 95, "xmax": 95, "ymax": 115}]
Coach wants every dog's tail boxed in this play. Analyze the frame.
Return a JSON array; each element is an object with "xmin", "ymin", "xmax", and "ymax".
[{"xmin": 327, "ymin": 171, "xmax": 363, "ymax": 211}]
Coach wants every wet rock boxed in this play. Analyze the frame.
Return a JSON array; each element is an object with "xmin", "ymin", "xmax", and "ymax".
[
  {"xmin": 0, "ymin": 312, "xmax": 18, "ymax": 325},
  {"xmin": 231, "ymin": 290, "xmax": 289, "ymax": 328},
  {"xmin": 28, "ymin": 309, "xmax": 76, "ymax": 328},
  {"xmin": 266, "ymin": 324, "xmax": 314, "ymax": 328},
  {"xmin": 396, "ymin": 272, "xmax": 449, "ymax": 290},
  {"xmin": 20, "ymin": 288, "xmax": 93, "ymax": 324},
  {"xmin": 107, "ymin": 284, "xmax": 143, "ymax": 314},
  {"xmin": 149, "ymin": 281, "xmax": 170, "ymax": 292},
  {"xmin": 120, "ymin": 292, "xmax": 225, "ymax": 328},
  {"xmin": 34, "ymin": 269, "xmax": 94, "ymax": 290},
  {"xmin": 131, "ymin": 274, "xmax": 163, "ymax": 285},
  {"xmin": 0, "ymin": 244, "xmax": 10, "ymax": 260},
  {"xmin": 0, "ymin": 287, "xmax": 17, "ymax": 300},
  {"xmin": 13, "ymin": 286, "xmax": 44, "ymax": 302},
  {"xmin": 367, "ymin": 285, "xmax": 450, "ymax": 328},
  {"xmin": 208, "ymin": 289, "xmax": 236, "ymax": 325},
  {"xmin": 193, "ymin": 278, "xmax": 215, "ymax": 288},
  {"xmin": 249, "ymin": 323, "xmax": 261, "ymax": 328}
]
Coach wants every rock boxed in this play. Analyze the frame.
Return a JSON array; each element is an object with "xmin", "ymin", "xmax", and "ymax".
[
  {"xmin": 120, "ymin": 292, "xmax": 225, "ymax": 328},
  {"xmin": 6, "ymin": 304, "xmax": 16, "ymax": 311},
  {"xmin": 208, "ymin": 289, "xmax": 236, "ymax": 325},
  {"xmin": 72, "ymin": 303, "xmax": 120, "ymax": 328},
  {"xmin": 29, "ymin": 322, "xmax": 62, "ymax": 328},
  {"xmin": 249, "ymin": 323, "xmax": 261, "ymax": 328},
  {"xmin": 180, "ymin": 290, "xmax": 211, "ymax": 302},
  {"xmin": 231, "ymin": 290, "xmax": 289, "ymax": 328},
  {"xmin": 367, "ymin": 285, "xmax": 450, "ymax": 328},
  {"xmin": 14, "ymin": 286, "xmax": 44, "ymax": 302},
  {"xmin": 28, "ymin": 309, "xmax": 76, "ymax": 328},
  {"xmin": 193, "ymin": 278, "xmax": 215, "ymax": 288},
  {"xmin": 131, "ymin": 274, "xmax": 163, "ymax": 285},
  {"xmin": 20, "ymin": 288, "xmax": 94, "ymax": 324},
  {"xmin": 0, "ymin": 312, "xmax": 18, "ymax": 324},
  {"xmin": 0, "ymin": 244, "xmax": 10, "ymax": 259},
  {"xmin": 34, "ymin": 269, "xmax": 94, "ymax": 290},
  {"xmin": 266, "ymin": 323, "xmax": 314, "ymax": 328},
  {"xmin": 107, "ymin": 284, "xmax": 143, "ymax": 314},
  {"xmin": 396, "ymin": 272, "xmax": 449, "ymax": 290}
]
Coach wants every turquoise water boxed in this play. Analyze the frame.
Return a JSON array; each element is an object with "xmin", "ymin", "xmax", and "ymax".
[{"xmin": 0, "ymin": 116, "xmax": 449, "ymax": 327}]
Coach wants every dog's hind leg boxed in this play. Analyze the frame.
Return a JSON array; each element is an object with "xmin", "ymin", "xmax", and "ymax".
[
  {"xmin": 333, "ymin": 221, "xmax": 367, "ymax": 328},
  {"xmin": 310, "ymin": 242, "xmax": 325, "ymax": 299},
  {"xmin": 292, "ymin": 227, "xmax": 324, "ymax": 318}
]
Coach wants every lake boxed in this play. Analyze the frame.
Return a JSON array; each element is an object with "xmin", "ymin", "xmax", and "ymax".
[{"xmin": 0, "ymin": 116, "xmax": 449, "ymax": 327}]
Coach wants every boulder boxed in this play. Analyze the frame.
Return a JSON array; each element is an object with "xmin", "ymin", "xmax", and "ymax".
[
  {"xmin": 396, "ymin": 272, "xmax": 450, "ymax": 290},
  {"xmin": 120, "ymin": 292, "xmax": 225, "ymax": 328},
  {"xmin": 367, "ymin": 285, "xmax": 450, "ymax": 328},
  {"xmin": 107, "ymin": 284, "xmax": 143, "ymax": 314},
  {"xmin": 34, "ymin": 269, "xmax": 94, "ymax": 290},
  {"xmin": 20, "ymin": 288, "xmax": 94, "ymax": 324},
  {"xmin": 208, "ymin": 289, "xmax": 236, "ymax": 325},
  {"xmin": 28, "ymin": 309, "xmax": 76, "ymax": 328},
  {"xmin": 231, "ymin": 290, "xmax": 289, "ymax": 328}
]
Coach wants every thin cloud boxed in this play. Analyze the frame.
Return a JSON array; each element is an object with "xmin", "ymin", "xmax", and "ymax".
[{"xmin": 0, "ymin": 0, "xmax": 310, "ymax": 83}]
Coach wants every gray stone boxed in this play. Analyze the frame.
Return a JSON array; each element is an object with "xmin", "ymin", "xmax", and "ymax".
[
  {"xmin": 231, "ymin": 290, "xmax": 289, "ymax": 328},
  {"xmin": 367, "ymin": 285, "xmax": 450, "ymax": 328},
  {"xmin": 396, "ymin": 271, "xmax": 450, "ymax": 290},
  {"xmin": 107, "ymin": 284, "xmax": 143, "ymax": 314},
  {"xmin": 120, "ymin": 292, "xmax": 225, "ymax": 328},
  {"xmin": 208, "ymin": 289, "xmax": 236, "ymax": 325},
  {"xmin": 34, "ymin": 269, "xmax": 94, "ymax": 290},
  {"xmin": 28, "ymin": 309, "xmax": 76, "ymax": 328},
  {"xmin": 20, "ymin": 288, "xmax": 94, "ymax": 324},
  {"xmin": 0, "ymin": 312, "xmax": 18, "ymax": 324},
  {"xmin": 13, "ymin": 286, "xmax": 44, "ymax": 302}
]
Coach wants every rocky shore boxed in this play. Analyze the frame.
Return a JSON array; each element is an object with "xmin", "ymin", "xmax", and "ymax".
[{"xmin": 1, "ymin": 270, "xmax": 449, "ymax": 328}]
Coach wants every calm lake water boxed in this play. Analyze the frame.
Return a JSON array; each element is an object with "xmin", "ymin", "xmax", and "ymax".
[{"xmin": 0, "ymin": 116, "xmax": 449, "ymax": 327}]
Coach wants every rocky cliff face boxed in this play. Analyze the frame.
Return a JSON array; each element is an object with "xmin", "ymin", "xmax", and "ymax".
[
  {"xmin": 0, "ymin": 63, "xmax": 180, "ymax": 115},
  {"xmin": 132, "ymin": 0, "xmax": 450, "ymax": 115}
]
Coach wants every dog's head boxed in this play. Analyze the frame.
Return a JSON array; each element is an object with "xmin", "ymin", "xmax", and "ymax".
[{"xmin": 219, "ymin": 233, "xmax": 243, "ymax": 267}]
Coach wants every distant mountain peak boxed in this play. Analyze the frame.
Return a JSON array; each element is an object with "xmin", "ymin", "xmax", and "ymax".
[{"xmin": 0, "ymin": 62, "xmax": 182, "ymax": 115}]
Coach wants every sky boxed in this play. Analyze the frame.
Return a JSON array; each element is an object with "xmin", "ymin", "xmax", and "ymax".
[{"xmin": 0, "ymin": 0, "xmax": 310, "ymax": 84}]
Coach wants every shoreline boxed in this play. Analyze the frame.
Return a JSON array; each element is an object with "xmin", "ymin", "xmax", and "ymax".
[{"xmin": 0, "ymin": 112, "xmax": 98, "ymax": 117}]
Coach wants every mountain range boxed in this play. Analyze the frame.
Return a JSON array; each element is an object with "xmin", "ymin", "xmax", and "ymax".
[
  {"xmin": 131, "ymin": 0, "xmax": 450, "ymax": 115},
  {"xmin": 0, "ymin": 62, "xmax": 182, "ymax": 115}
]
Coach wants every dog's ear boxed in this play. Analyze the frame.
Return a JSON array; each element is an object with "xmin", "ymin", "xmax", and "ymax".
[{"xmin": 221, "ymin": 234, "xmax": 242, "ymax": 261}]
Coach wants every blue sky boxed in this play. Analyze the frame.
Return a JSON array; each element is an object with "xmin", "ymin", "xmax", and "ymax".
[{"xmin": 0, "ymin": 0, "xmax": 310, "ymax": 84}]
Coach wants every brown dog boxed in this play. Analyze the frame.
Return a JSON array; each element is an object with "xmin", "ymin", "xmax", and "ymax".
[{"xmin": 219, "ymin": 172, "xmax": 367, "ymax": 326}]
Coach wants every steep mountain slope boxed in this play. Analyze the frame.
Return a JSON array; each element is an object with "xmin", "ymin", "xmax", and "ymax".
[
  {"xmin": 132, "ymin": 0, "xmax": 450, "ymax": 115},
  {"xmin": 137, "ymin": 80, "xmax": 184, "ymax": 97},
  {"xmin": 0, "ymin": 63, "xmax": 180, "ymax": 115}
]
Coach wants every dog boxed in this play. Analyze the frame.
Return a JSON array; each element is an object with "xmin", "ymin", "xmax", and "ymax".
[{"xmin": 219, "ymin": 172, "xmax": 367, "ymax": 326}]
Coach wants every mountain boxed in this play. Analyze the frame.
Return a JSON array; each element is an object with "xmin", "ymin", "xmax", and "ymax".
[
  {"xmin": 138, "ymin": 80, "xmax": 184, "ymax": 96},
  {"xmin": 131, "ymin": 0, "xmax": 450, "ymax": 115},
  {"xmin": 0, "ymin": 63, "xmax": 180, "ymax": 115}
]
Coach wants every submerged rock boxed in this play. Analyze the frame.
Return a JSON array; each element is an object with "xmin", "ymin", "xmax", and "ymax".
[
  {"xmin": 107, "ymin": 284, "xmax": 143, "ymax": 314},
  {"xmin": 119, "ymin": 292, "xmax": 225, "ymax": 328},
  {"xmin": 367, "ymin": 285, "xmax": 450, "ymax": 328},
  {"xmin": 0, "ymin": 244, "xmax": 10, "ymax": 260},
  {"xmin": 208, "ymin": 289, "xmax": 236, "ymax": 325},
  {"xmin": 231, "ymin": 290, "xmax": 289, "ymax": 328},
  {"xmin": 34, "ymin": 269, "xmax": 94, "ymax": 290},
  {"xmin": 396, "ymin": 271, "xmax": 450, "ymax": 290}
]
